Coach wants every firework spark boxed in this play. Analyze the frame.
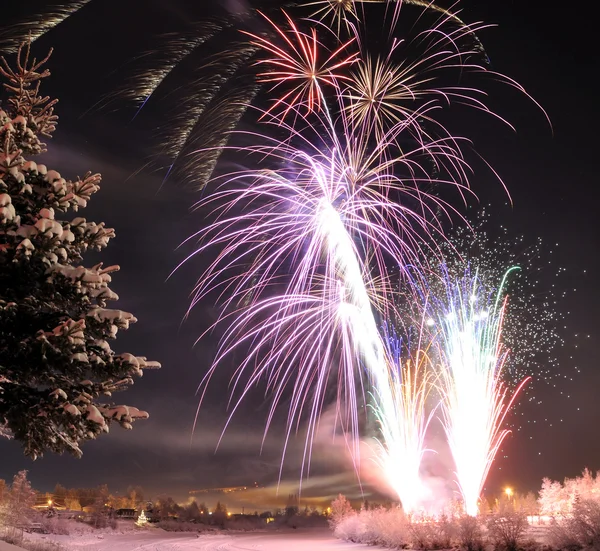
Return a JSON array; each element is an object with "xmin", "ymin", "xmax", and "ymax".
[
  {"xmin": 305, "ymin": 0, "xmax": 359, "ymax": 38},
  {"xmin": 245, "ymin": 10, "xmax": 359, "ymax": 119},
  {"xmin": 371, "ymin": 325, "xmax": 436, "ymax": 513},
  {"xmin": 430, "ymin": 208, "xmax": 566, "ymax": 389},
  {"xmin": 431, "ymin": 266, "xmax": 529, "ymax": 515}
]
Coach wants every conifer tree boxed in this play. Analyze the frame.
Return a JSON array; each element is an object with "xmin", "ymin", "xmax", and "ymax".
[{"xmin": 0, "ymin": 43, "xmax": 160, "ymax": 458}]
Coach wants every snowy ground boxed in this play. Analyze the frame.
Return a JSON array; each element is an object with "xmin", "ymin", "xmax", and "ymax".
[
  {"xmin": 0, "ymin": 541, "xmax": 28, "ymax": 551},
  {"xmin": 25, "ymin": 527, "xmax": 380, "ymax": 551}
]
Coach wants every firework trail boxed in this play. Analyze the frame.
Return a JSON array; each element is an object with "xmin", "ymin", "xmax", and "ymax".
[
  {"xmin": 244, "ymin": 10, "xmax": 359, "ymax": 119},
  {"xmin": 184, "ymin": 110, "xmax": 415, "ymax": 474},
  {"xmin": 370, "ymin": 325, "xmax": 436, "ymax": 513},
  {"xmin": 0, "ymin": 1, "xmax": 92, "ymax": 52},
  {"xmin": 388, "ymin": 211, "xmax": 565, "ymax": 512},
  {"xmin": 306, "ymin": 0, "xmax": 485, "ymax": 50},
  {"xmin": 430, "ymin": 266, "xmax": 529, "ymax": 515}
]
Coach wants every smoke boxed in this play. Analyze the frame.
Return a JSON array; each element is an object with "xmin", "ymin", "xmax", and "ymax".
[{"xmin": 224, "ymin": 0, "xmax": 250, "ymax": 16}]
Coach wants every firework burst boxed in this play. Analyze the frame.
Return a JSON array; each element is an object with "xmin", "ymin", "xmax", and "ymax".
[
  {"xmin": 305, "ymin": 0, "xmax": 359, "ymax": 38},
  {"xmin": 244, "ymin": 10, "xmax": 359, "ymax": 119},
  {"xmin": 430, "ymin": 266, "xmax": 529, "ymax": 515},
  {"xmin": 420, "ymin": 207, "xmax": 566, "ymax": 390},
  {"xmin": 370, "ymin": 325, "xmax": 436, "ymax": 513}
]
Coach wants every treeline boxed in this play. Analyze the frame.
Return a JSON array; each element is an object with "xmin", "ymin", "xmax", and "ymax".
[
  {"xmin": 0, "ymin": 470, "xmax": 228, "ymax": 523},
  {"xmin": 43, "ymin": 483, "xmax": 145, "ymax": 511}
]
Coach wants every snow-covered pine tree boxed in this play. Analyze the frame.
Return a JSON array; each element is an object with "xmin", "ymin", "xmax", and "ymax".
[{"xmin": 0, "ymin": 43, "xmax": 160, "ymax": 458}]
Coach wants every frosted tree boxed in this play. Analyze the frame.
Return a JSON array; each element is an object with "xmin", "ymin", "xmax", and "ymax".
[
  {"xmin": 0, "ymin": 43, "xmax": 160, "ymax": 458},
  {"xmin": 329, "ymin": 494, "xmax": 354, "ymax": 527},
  {"xmin": 90, "ymin": 485, "xmax": 109, "ymax": 528},
  {"xmin": 126, "ymin": 485, "xmax": 144, "ymax": 509},
  {"xmin": 0, "ymin": 470, "xmax": 36, "ymax": 528},
  {"xmin": 539, "ymin": 477, "xmax": 568, "ymax": 516},
  {"xmin": 64, "ymin": 491, "xmax": 81, "ymax": 512},
  {"xmin": 213, "ymin": 501, "xmax": 228, "ymax": 526}
]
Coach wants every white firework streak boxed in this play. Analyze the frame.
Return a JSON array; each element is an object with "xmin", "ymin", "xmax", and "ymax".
[{"xmin": 435, "ymin": 267, "xmax": 529, "ymax": 515}]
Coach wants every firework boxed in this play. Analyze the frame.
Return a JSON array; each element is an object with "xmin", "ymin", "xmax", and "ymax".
[
  {"xmin": 0, "ymin": 1, "xmax": 92, "ymax": 53},
  {"xmin": 305, "ymin": 0, "xmax": 480, "ymax": 41},
  {"xmin": 430, "ymin": 266, "xmax": 529, "ymax": 515},
  {"xmin": 342, "ymin": 11, "xmax": 495, "ymax": 148},
  {"xmin": 176, "ymin": 3, "xmax": 532, "ymax": 492},
  {"xmin": 305, "ymin": 0, "xmax": 359, "ymax": 38},
  {"xmin": 370, "ymin": 325, "xmax": 436, "ymax": 513},
  {"xmin": 185, "ymin": 119, "xmax": 406, "ymax": 464},
  {"xmin": 435, "ymin": 208, "xmax": 566, "ymax": 389},
  {"xmin": 244, "ymin": 10, "xmax": 358, "ymax": 119}
]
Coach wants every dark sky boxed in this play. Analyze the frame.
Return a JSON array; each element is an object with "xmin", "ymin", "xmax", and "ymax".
[{"xmin": 0, "ymin": 1, "xmax": 597, "ymax": 511}]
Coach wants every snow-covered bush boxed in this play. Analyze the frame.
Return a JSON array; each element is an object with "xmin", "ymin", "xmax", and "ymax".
[
  {"xmin": 40, "ymin": 517, "xmax": 70, "ymax": 535},
  {"xmin": 486, "ymin": 509, "xmax": 528, "ymax": 551},
  {"xmin": 457, "ymin": 514, "xmax": 485, "ymax": 551},
  {"xmin": 333, "ymin": 506, "xmax": 411, "ymax": 548},
  {"xmin": 351, "ymin": 509, "xmax": 380, "ymax": 545},
  {"xmin": 0, "ymin": 43, "xmax": 160, "ymax": 458},
  {"xmin": 408, "ymin": 514, "xmax": 455, "ymax": 550},
  {"xmin": 376, "ymin": 508, "xmax": 411, "ymax": 548},
  {"xmin": 547, "ymin": 498, "xmax": 600, "ymax": 550},
  {"xmin": 332, "ymin": 506, "xmax": 536, "ymax": 551},
  {"xmin": 333, "ymin": 510, "xmax": 367, "ymax": 542},
  {"xmin": 0, "ymin": 470, "xmax": 36, "ymax": 529},
  {"xmin": 0, "ymin": 526, "xmax": 23, "ymax": 545}
]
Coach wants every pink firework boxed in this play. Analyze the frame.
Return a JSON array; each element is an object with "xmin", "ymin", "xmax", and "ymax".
[{"xmin": 244, "ymin": 10, "xmax": 358, "ymax": 119}]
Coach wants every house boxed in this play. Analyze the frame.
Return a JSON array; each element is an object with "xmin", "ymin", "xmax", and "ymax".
[{"xmin": 114, "ymin": 508, "xmax": 137, "ymax": 519}]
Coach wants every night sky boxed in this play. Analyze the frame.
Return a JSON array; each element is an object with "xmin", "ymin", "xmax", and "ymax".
[{"xmin": 0, "ymin": 1, "xmax": 597, "ymax": 511}]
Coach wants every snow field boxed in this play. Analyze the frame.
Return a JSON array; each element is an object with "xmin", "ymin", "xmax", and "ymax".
[{"xmin": 26, "ymin": 527, "xmax": 379, "ymax": 551}]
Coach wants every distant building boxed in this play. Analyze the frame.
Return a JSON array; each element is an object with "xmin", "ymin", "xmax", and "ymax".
[{"xmin": 115, "ymin": 508, "xmax": 137, "ymax": 519}]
